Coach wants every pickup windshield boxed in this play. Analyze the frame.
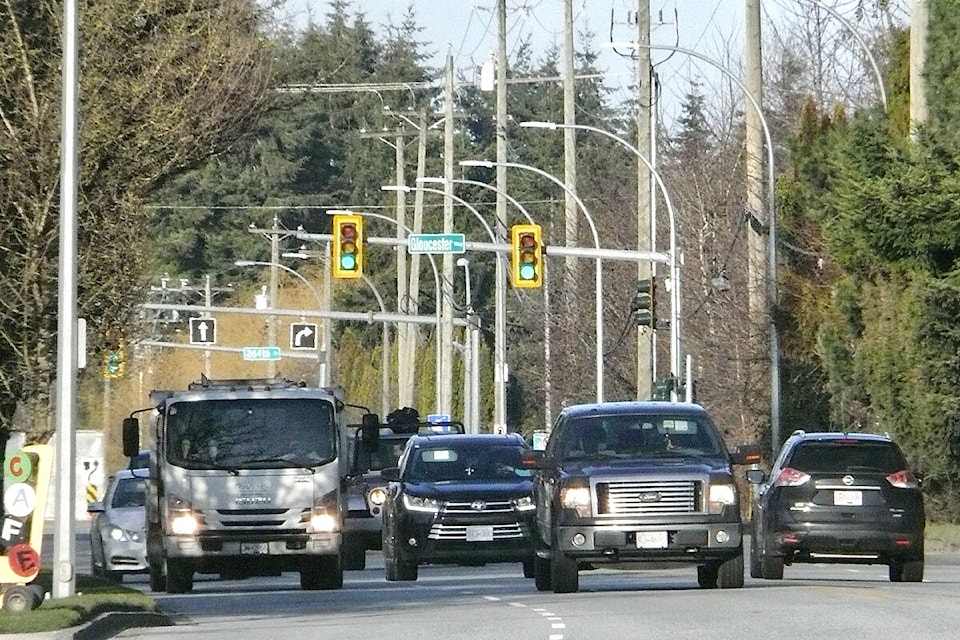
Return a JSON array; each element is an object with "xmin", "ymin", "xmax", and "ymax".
[
  {"xmin": 165, "ymin": 398, "xmax": 336, "ymax": 470},
  {"xmin": 556, "ymin": 414, "xmax": 724, "ymax": 460}
]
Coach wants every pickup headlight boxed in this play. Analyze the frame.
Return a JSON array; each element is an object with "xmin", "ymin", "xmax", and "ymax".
[
  {"xmin": 402, "ymin": 494, "xmax": 440, "ymax": 514},
  {"xmin": 708, "ymin": 483, "xmax": 737, "ymax": 515},
  {"xmin": 367, "ymin": 487, "xmax": 388, "ymax": 507},
  {"xmin": 560, "ymin": 484, "xmax": 592, "ymax": 517}
]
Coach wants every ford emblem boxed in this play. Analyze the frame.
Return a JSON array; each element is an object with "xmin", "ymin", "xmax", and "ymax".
[{"xmin": 639, "ymin": 491, "xmax": 662, "ymax": 503}]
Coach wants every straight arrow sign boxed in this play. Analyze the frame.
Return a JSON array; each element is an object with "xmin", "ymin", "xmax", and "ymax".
[{"xmin": 189, "ymin": 317, "xmax": 217, "ymax": 344}]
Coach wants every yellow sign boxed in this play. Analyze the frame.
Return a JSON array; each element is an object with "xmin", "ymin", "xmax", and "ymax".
[{"xmin": 1, "ymin": 444, "xmax": 53, "ymax": 585}]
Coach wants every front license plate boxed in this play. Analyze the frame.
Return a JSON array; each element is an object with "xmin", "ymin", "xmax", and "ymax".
[
  {"xmin": 241, "ymin": 542, "xmax": 269, "ymax": 555},
  {"xmin": 636, "ymin": 531, "xmax": 668, "ymax": 549},
  {"xmin": 834, "ymin": 490, "xmax": 862, "ymax": 506},
  {"xmin": 466, "ymin": 526, "xmax": 494, "ymax": 542}
]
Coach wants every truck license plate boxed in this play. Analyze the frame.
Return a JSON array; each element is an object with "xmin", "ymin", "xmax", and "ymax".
[
  {"xmin": 241, "ymin": 542, "xmax": 269, "ymax": 555},
  {"xmin": 636, "ymin": 531, "xmax": 668, "ymax": 549},
  {"xmin": 466, "ymin": 526, "xmax": 494, "ymax": 542},
  {"xmin": 834, "ymin": 490, "xmax": 862, "ymax": 506}
]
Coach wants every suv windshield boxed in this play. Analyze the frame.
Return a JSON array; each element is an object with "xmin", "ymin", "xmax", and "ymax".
[
  {"xmin": 406, "ymin": 443, "xmax": 530, "ymax": 482},
  {"xmin": 787, "ymin": 440, "xmax": 906, "ymax": 474},
  {"xmin": 557, "ymin": 414, "xmax": 724, "ymax": 460}
]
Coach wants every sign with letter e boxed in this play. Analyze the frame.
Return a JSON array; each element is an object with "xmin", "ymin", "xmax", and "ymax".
[{"xmin": 2, "ymin": 444, "xmax": 53, "ymax": 585}]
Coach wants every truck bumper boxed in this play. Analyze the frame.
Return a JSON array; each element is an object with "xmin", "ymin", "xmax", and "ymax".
[
  {"xmin": 553, "ymin": 522, "xmax": 742, "ymax": 563},
  {"xmin": 163, "ymin": 532, "xmax": 340, "ymax": 564}
]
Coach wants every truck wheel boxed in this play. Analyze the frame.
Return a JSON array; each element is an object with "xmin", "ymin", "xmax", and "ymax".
[
  {"xmin": 533, "ymin": 554, "xmax": 552, "ymax": 591},
  {"xmin": 304, "ymin": 555, "xmax": 344, "ymax": 590},
  {"xmin": 341, "ymin": 540, "xmax": 366, "ymax": 571},
  {"xmin": 165, "ymin": 559, "xmax": 194, "ymax": 594},
  {"xmin": 550, "ymin": 549, "xmax": 578, "ymax": 593},
  {"xmin": 717, "ymin": 550, "xmax": 745, "ymax": 589},
  {"xmin": 760, "ymin": 553, "xmax": 784, "ymax": 580},
  {"xmin": 148, "ymin": 562, "xmax": 165, "ymax": 592}
]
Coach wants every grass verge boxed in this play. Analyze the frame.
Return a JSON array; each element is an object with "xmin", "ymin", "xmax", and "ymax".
[{"xmin": 0, "ymin": 572, "xmax": 156, "ymax": 635}]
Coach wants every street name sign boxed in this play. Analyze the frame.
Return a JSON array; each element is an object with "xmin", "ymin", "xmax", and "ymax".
[
  {"xmin": 407, "ymin": 233, "xmax": 466, "ymax": 254},
  {"xmin": 242, "ymin": 347, "xmax": 281, "ymax": 361}
]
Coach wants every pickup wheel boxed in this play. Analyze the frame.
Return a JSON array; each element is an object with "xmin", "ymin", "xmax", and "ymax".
[
  {"xmin": 534, "ymin": 554, "xmax": 552, "ymax": 591},
  {"xmin": 717, "ymin": 550, "xmax": 745, "ymax": 588},
  {"xmin": 749, "ymin": 532, "xmax": 762, "ymax": 579},
  {"xmin": 395, "ymin": 560, "xmax": 418, "ymax": 581},
  {"xmin": 165, "ymin": 558, "xmax": 193, "ymax": 594},
  {"xmin": 550, "ymin": 548, "xmax": 579, "ymax": 593}
]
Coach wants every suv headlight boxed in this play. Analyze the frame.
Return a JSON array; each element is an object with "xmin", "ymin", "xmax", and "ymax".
[
  {"xmin": 560, "ymin": 483, "xmax": 592, "ymax": 517},
  {"xmin": 402, "ymin": 494, "xmax": 440, "ymax": 514},
  {"xmin": 708, "ymin": 483, "xmax": 737, "ymax": 515}
]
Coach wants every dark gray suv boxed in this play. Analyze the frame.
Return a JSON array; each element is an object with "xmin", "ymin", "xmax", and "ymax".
[{"xmin": 747, "ymin": 430, "xmax": 925, "ymax": 582}]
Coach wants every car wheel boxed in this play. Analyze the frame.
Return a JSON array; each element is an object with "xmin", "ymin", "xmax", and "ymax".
[
  {"xmin": 749, "ymin": 533, "xmax": 762, "ymax": 579},
  {"xmin": 522, "ymin": 559, "xmax": 536, "ymax": 578},
  {"xmin": 890, "ymin": 558, "xmax": 924, "ymax": 583},
  {"xmin": 534, "ymin": 554, "xmax": 552, "ymax": 591},
  {"xmin": 165, "ymin": 558, "xmax": 194, "ymax": 594},
  {"xmin": 717, "ymin": 550, "xmax": 745, "ymax": 589},
  {"xmin": 550, "ymin": 548, "xmax": 578, "ymax": 593},
  {"xmin": 341, "ymin": 540, "xmax": 366, "ymax": 571},
  {"xmin": 760, "ymin": 553, "xmax": 784, "ymax": 580}
]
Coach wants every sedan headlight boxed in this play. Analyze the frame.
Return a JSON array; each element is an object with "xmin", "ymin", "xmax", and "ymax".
[
  {"xmin": 708, "ymin": 483, "xmax": 737, "ymax": 514},
  {"xmin": 512, "ymin": 495, "xmax": 536, "ymax": 511},
  {"xmin": 402, "ymin": 494, "xmax": 440, "ymax": 514},
  {"xmin": 108, "ymin": 525, "xmax": 129, "ymax": 542}
]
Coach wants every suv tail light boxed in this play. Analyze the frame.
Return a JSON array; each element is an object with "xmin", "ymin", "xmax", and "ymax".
[
  {"xmin": 774, "ymin": 467, "xmax": 810, "ymax": 487},
  {"xmin": 886, "ymin": 470, "xmax": 919, "ymax": 489}
]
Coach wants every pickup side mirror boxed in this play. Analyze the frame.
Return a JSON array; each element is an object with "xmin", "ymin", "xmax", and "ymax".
[
  {"xmin": 381, "ymin": 466, "xmax": 401, "ymax": 482},
  {"xmin": 122, "ymin": 417, "xmax": 140, "ymax": 458},
  {"xmin": 730, "ymin": 444, "xmax": 762, "ymax": 466},
  {"xmin": 745, "ymin": 469, "xmax": 766, "ymax": 484}
]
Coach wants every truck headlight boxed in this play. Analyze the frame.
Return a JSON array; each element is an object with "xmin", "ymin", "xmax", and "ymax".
[
  {"xmin": 310, "ymin": 510, "xmax": 338, "ymax": 533},
  {"xmin": 708, "ymin": 483, "xmax": 736, "ymax": 514},
  {"xmin": 560, "ymin": 484, "xmax": 592, "ymax": 517},
  {"xmin": 166, "ymin": 494, "xmax": 199, "ymax": 535},
  {"xmin": 402, "ymin": 494, "xmax": 440, "ymax": 514}
]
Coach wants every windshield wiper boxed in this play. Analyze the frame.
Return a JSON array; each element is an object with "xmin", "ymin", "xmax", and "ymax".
[{"xmin": 243, "ymin": 456, "xmax": 316, "ymax": 473}]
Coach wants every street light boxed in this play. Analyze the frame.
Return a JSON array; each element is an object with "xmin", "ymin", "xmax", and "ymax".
[
  {"xmin": 457, "ymin": 257, "xmax": 480, "ymax": 433},
  {"xmin": 327, "ymin": 209, "xmax": 444, "ymax": 413},
  {"xmin": 283, "ymin": 251, "xmax": 391, "ymax": 417},
  {"xmin": 606, "ymin": 41, "xmax": 780, "ymax": 446},
  {"xmin": 520, "ymin": 120, "xmax": 682, "ymax": 393},
  {"xmin": 460, "ymin": 159, "xmax": 606, "ymax": 404},
  {"xmin": 234, "ymin": 259, "xmax": 325, "ymax": 382}
]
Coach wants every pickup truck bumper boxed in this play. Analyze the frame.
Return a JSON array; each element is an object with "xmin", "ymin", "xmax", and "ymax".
[{"xmin": 552, "ymin": 522, "xmax": 742, "ymax": 563}]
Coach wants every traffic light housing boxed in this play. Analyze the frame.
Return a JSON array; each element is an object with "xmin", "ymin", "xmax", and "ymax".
[
  {"xmin": 510, "ymin": 223, "xmax": 543, "ymax": 289},
  {"xmin": 332, "ymin": 213, "xmax": 364, "ymax": 278},
  {"xmin": 632, "ymin": 277, "xmax": 655, "ymax": 327}
]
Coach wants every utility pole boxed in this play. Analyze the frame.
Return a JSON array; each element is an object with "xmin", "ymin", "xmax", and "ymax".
[
  {"xmin": 910, "ymin": 0, "xmax": 928, "ymax": 138},
  {"xmin": 394, "ymin": 129, "xmax": 409, "ymax": 405},
  {"xmin": 562, "ymin": 0, "xmax": 579, "ymax": 302},
  {"xmin": 405, "ymin": 112, "xmax": 429, "ymax": 408},
  {"xmin": 495, "ymin": 0, "xmax": 508, "ymax": 431},
  {"xmin": 745, "ymin": 0, "xmax": 765, "ymax": 324},
  {"xmin": 441, "ymin": 52, "xmax": 455, "ymax": 415},
  {"xmin": 635, "ymin": 0, "xmax": 654, "ymax": 400},
  {"xmin": 269, "ymin": 215, "xmax": 280, "ymax": 378}
]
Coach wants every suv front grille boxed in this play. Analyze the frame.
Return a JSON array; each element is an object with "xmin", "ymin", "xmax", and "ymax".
[
  {"xmin": 428, "ymin": 523, "xmax": 524, "ymax": 540},
  {"xmin": 597, "ymin": 479, "xmax": 701, "ymax": 515},
  {"xmin": 442, "ymin": 499, "xmax": 515, "ymax": 514}
]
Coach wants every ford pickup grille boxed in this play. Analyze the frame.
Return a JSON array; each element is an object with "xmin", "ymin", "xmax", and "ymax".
[{"xmin": 597, "ymin": 479, "xmax": 701, "ymax": 515}]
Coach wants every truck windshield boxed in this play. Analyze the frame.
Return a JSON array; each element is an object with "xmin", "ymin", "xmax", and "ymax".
[
  {"xmin": 558, "ymin": 415, "xmax": 724, "ymax": 460},
  {"xmin": 165, "ymin": 398, "xmax": 336, "ymax": 470}
]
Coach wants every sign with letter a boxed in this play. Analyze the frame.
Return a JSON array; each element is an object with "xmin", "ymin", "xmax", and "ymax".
[{"xmin": 1, "ymin": 444, "xmax": 53, "ymax": 585}]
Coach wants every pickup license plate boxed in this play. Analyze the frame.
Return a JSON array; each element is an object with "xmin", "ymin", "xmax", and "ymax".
[
  {"xmin": 834, "ymin": 490, "xmax": 862, "ymax": 506},
  {"xmin": 241, "ymin": 542, "xmax": 269, "ymax": 555},
  {"xmin": 466, "ymin": 526, "xmax": 494, "ymax": 542},
  {"xmin": 636, "ymin": 531, "xmax": 668, "ymax": 549}
]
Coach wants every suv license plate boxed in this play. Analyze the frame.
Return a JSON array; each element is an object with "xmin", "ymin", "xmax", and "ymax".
[
  {"xmin": 466, "ymin": 526, "xmax": 494, "ymax": 542},
  {"xmin": 241, "ymin": 542, "xmax": 269, "ymax": 555},
  {"xmin": 834, "ymin": 490, "xmax": 862, "ymax": 506},
  {"xmin": 636, "ymin": 531, "xmax": 668, "ymax": 549}
]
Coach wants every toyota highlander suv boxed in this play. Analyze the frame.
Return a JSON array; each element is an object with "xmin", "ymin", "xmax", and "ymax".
[{"xmin": 747, "ymin": 430, "xmax": 925, "ymax": 582}]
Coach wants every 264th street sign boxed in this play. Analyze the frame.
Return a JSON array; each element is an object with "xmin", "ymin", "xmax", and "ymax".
[
  {"xmin": 407, "ymin": 233, "xmax": 465, "ymax": 254},
  {"xmin": 242, "ymin": 347, "xmax": 281, "ymax": 361}
]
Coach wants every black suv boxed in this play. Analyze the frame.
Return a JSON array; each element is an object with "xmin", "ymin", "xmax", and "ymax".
[
  {"xmin": 747, "ymin": 430, "xmax": 925, "ymax": 582},
  {"xmin": 380, "ymin": 433, "xmax": 537, "ymax": 581}
]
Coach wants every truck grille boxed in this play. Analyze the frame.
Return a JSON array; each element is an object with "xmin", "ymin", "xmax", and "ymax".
[
  {"xmin": 428, "ymin": 523, "xmax": 524, "ymax": 540},
  {"xmin": 596, "ymin": 479, "xmax": 701, "ymax": 515}
]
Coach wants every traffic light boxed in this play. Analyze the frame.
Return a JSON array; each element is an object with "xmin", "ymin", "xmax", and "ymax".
[
  {"xmin": 332, "ymin": 213, "xmax": 364, "ymax": 279},
  {"xmin": 510, "ymin": 223, "xmax": 543, "ymax": 289},
  {"xmin": 632, "ymin": 277, "xmax": 655, "ymax": 327}
]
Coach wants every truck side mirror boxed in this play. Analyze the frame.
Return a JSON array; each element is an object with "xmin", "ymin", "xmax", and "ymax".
[
  {"xmin": 360, "ymin": 413, "xmax": 380, "ymax": 451},
  {"xmin": 122, "ymin": 417, "xmax": 140, "ymax": 457}
]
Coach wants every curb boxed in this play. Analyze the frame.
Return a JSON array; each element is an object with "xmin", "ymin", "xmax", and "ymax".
[{"xmin": 54, "ymin": 612, "xmax": 173, "ymax": 640}]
